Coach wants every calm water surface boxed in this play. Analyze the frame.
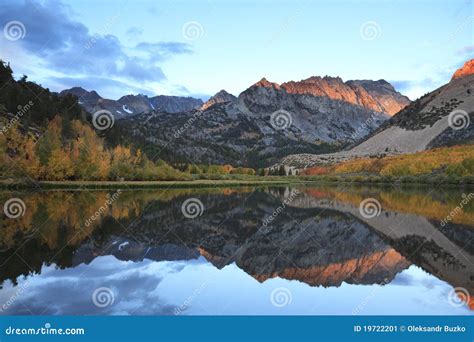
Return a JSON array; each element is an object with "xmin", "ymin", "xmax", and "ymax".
[{"xmin": 0, "ymin": 185, "xmax": 472, "ymax": 315}]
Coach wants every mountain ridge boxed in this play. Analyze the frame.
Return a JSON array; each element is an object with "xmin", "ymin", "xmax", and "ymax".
[
  {"xmin": 279, "ymin": 76, "xmax": 410, "ymax": 115},
  {"xmin": 108, "ymin": 74, "xmax": 410, "ymax": 167},
  {"xmin": 59, "ymin": 87, "xmax": 204, "ymax": 116},
  {"xmin": 277, "ymin": 59, "xmax": 474, "ymax": 169}
]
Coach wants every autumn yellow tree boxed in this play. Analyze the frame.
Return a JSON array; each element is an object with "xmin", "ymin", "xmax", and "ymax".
[
  {"xmin": 36, "ymin": 116, "xmax": 62, "ymax": 167},
  {"xmin": 70, "ymin": 120, "xmax": 110, "ymax": 180},
  {"xmin": 0, "ymin": 123, "xmax": 40, "ymax": 178},
  {"xmin": 46, "ymin": 147, "xmax": 74, "ymax": 180}
]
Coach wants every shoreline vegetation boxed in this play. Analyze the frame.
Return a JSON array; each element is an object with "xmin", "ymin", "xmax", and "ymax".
[
  {"xmin": 1, "ymin": 173, "xmax": 473, "ymax": 190},
  {"xmin": 0, "ymin": 178, "xmax": 312, "ymax": 189}
]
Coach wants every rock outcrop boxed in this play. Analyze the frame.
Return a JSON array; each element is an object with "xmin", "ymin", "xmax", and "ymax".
[
  {"xmin": 281, "ymin": 76, "xmax": 410, "ymax": 115},
  {"xmin": 201, "ymin": 90, "xmax": 237, "ymax": 110},
  {"xmin": 452, "ymin": 59, "xmax": 474, "ymax": 80},
  {"xmin": 277, "ymin": 60, "xmax": 474, "ymax": 168}
]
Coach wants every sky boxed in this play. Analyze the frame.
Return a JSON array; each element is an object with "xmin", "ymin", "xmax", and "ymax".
[
  {"xmin": 0, "ymin": 0, "xmax": 472, "ymax": 101},
  {"xmin": 1, "ymin": 256, "xmax": 470, "ymax": 315}
]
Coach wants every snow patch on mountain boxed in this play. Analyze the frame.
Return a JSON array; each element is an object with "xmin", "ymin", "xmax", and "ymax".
[{"xmin": 122, "ymin": 105, "xmax": 133, "ymax": 114}]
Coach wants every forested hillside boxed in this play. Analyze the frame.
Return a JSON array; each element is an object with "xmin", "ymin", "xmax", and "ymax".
[{"xmin": 0, "ymin": 61, "xmax": 192, "ymax": 181}]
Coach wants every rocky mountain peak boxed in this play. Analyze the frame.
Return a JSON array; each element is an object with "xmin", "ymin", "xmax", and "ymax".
[
  {"xmin": 347, "ymin": 79, "xmax": 394, "ymax": 91},
  {"xmin": 210, "ymin": 89, "xmax": 234, "ymax": 100},
  {"xmin": 60, "ymin": 87, "xmax": 101, "ymax": 100},
  {"xmin": 118, "ymin": 94, "xmax": 143, "ymax": 102},
  {"xmin": 61, "ymin": 86, "xmax": 86, "ymax": 94},
  {"xmin": 201, "ymin": 89, "xmax": 236, "ymax": 110},
  {"xmin": 452, "ymin": 59, "xmax": 474, "ymax": 80},
  {"xmin": 253, "ymin": 77, "xmax": 281, "ymax": 89},
  {"xmin": 323, "ymin": 75, "xmax": 344, "ymax": 82}
]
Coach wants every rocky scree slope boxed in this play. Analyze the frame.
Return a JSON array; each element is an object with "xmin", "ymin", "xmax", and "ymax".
[{"xmin": 278, "ymin": 60, "xmax": 474, "ymax": 168}]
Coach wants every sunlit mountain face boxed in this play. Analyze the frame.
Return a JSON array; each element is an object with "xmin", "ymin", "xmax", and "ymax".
[{"xmin": 0, "ymin": 186, "xmax": 472, "ymax": 315}]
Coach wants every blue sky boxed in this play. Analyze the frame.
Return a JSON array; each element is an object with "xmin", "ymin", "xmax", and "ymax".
[{"xmin": 0, "ymin": 0, "xmax": 472, "ymax": 100}]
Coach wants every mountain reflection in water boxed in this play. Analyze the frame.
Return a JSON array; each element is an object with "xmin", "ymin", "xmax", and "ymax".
[{"xmin": 0, "ymin": 185, "xmax": 472, "ymax": 315}]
